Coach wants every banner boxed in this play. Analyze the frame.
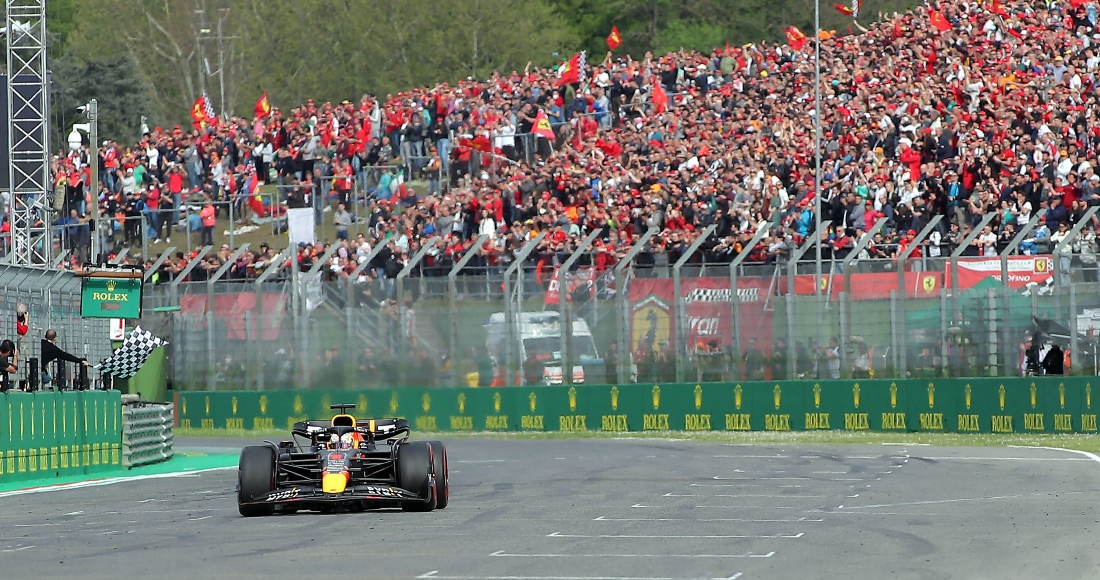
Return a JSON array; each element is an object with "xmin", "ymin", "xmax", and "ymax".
[
  {"xmin": 544, "ymin": 266, "xmax": 598, "ymax": 305},
  {"xmin": 948, "ymin": 256, "xmax": 1054, "ymax": 290},
  {"xmin": 287, "ymin": 207, "xmax": 315, "ymax": 247},
  {"xmin": 628, "ymin": 277, "xmax": 774, "ymax": 356},
  {"xmin": 789, "ymin": 271, "xmax": 943, "ymax": 300}
]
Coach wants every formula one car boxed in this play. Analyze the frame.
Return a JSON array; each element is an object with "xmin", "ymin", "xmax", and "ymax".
[{"xmin": 236, "ymin": 404, "xmax": 449, "ymax": 516}]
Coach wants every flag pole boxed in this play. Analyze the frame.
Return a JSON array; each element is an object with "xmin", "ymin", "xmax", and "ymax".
[{"xmin": 814, "ymin": 0, "xmax": 825, "ymax": 353}]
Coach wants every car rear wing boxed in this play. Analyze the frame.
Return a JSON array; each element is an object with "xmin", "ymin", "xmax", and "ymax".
[{"xmin": 291, "ymin": 418, "xmax": 411, "ymax": 441}]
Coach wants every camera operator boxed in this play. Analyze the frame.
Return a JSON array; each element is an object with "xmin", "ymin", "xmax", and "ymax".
[{"xmin": 0, "ymin": 339, "xmax": 18, "ymax": 392}]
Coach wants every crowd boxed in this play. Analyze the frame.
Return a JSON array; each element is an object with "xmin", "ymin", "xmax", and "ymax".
[{"xmin": 9, "ymin": 0, "xmax": 1100, "ymax": 290}]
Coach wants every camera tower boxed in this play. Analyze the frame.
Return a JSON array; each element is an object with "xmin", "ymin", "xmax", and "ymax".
[{"xmin": 5, "ymin": 0, "xmax": 51, "ymax": 266}]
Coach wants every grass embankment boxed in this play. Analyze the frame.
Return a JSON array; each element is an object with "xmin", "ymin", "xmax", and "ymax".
[{"xmin": 173, "ymin": 427, "xmax": 1100, "ymax": 454}]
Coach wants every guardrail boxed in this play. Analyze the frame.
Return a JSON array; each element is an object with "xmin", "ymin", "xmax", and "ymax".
[
  {"xmin": 176, "ymin": 377, "xmax": 1098, "ymax": 435},
  {"xmin": 122, "ymin": 400, "xmax": 175, "ymax": 468}
]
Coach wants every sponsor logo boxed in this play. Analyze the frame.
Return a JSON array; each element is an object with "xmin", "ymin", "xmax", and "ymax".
[
  {"xmin": 363, "ymin": 486, "xmax": 401, "ymax": 498},
  {"xmin": 684, "ymin": 287, "xmax": 760, "ymax": 303},
  {"xmin": 265, "ymin": 488, "xmax": 300, "ymax": 502}
]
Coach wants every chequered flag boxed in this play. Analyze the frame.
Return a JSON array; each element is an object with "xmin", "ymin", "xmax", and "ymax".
[
  {"xmin": 202, "ymin": 92, "xmax": 217, "ymax": 123},
  {"xmin": 95, "ymin": 326, "xmax": 168, "ymax": 379}
]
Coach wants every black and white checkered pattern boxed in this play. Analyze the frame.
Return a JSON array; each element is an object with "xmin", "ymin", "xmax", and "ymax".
[{"xmin": 96, "ymin": 326, "xmax": 168, "ymax": 379}]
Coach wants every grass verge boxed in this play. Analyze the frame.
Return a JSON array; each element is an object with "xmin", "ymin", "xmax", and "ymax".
[{"xmin": 174, "ymin": 427, "xmax": 1100, "ymax": 454}]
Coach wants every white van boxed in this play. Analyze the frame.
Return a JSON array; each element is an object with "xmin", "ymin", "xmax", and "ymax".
[{"xmin": 485, "ymin": 311, "xmax": 599, "ymax": 385}]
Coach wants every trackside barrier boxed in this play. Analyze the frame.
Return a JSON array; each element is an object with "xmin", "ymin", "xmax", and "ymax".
[
  {"xmin": 0, "ymin": 391, "xmax": 122, "ymax": 483},
  {"xmin": 175, "ymin": 377, "xmax": 1098, "ymax": 435},
  {"xmin": 122, "ymin": 401, "xmax": 175, "ymax": 468}
]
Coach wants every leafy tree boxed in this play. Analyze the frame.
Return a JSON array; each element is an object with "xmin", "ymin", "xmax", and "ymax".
[{"xmin": 50, "ymin": 54, "xmax": 157, "ymax": 149}]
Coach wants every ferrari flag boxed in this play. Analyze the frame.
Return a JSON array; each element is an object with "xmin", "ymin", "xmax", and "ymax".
[
  {"xmin": 606, "ymin": 25, "xmax": 622, "ymax": 51},
  {"xmin": 254, "ymin": 91, "xmax": 272, "ymax": 119},
  {"xmin": 533, "ymin": 110, "xmax": 555, "ymax": 140}
]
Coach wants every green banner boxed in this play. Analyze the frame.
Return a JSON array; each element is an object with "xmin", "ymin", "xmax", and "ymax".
[
  {"xmin": 174, "ymin": 378, "xmax": 1100, "ymax": 436},
  {"xmin": 0, "ymin": 391, "xmax": 122, "ymax": 483}
]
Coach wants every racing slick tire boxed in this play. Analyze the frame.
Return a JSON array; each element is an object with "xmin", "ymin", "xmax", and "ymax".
[
  {"xmin": 238, "ymin": 446, "xmax": 276, "ymax": 517},
  {"xmin": 397, "ymin": 441, "xmax": 437, "ymax": 512},
  {"xmin": 427, "ymin": 440, "xmax": 449, "ymax": 509}
]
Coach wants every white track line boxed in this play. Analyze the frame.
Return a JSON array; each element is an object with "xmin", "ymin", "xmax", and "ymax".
[
  {"xmin": 418, "ymin": 573, "xmax": 742, "ymax": 580},
  {"xmin": 0, "ymin": 466, "xmax": 235, "ymax": 499},
  {"xmin": 838, "ymin": 492, "xmax": 1082, "ymax": 510},
  {"xmin": 547, "ymin": 531, "xmax": 804, "ymax": 539},
  {"xmin": 593, "ymin": 516, "xmax": 822, "ymax": 523},
  {"xmin": 489, "ymin": 550, "xmax": 774, "ymax": 559},
  {"xmin": 1008, "ymin": 446, "xmax": 1100, "ymax": 465},
  {"xmin": 911, "ymin": 456, "xmax": 1088, "ymax": 461},
  {"xmin": 664, "ymin": 493, "xmax": 827, "ymax": 498}
]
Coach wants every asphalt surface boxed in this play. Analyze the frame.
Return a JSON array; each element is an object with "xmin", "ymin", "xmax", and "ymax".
[{"xmin": 1, "ymin": 437, "xmax": 1099, "ymax": 580}]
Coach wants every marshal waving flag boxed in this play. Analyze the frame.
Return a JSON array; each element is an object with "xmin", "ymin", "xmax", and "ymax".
[
  {"xmin": 96, "ymin": 326, "xmax": 169, "ymax": 379},
  {"xmin": 557, "ymin": 51, "xmax": 586, "ymax": 87}
]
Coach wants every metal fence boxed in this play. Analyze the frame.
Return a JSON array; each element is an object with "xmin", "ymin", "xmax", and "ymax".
[
  {"xmin": 0, "ymin": 265, "xmax": 113, "ymax": 389},
  {"xmin": 148, "ymin": 219, "xmax": 1100, "ymax": 391}
]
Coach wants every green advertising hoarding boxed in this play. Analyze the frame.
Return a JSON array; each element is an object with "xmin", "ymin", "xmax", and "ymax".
[{"xmin": 176, "ymin": 378, "xmax": 1100, "ymax": 436}]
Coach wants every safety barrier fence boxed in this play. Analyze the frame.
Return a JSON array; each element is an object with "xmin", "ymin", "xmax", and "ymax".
[
  {"xmin": 0, "ymin": 391, "xmax": 122, "ymax": 483},
  {"xmin": 122, "ymin": 400, "xmax": 174, "ymax": 468},
  {"xmin": 176, "ymin": 377, "xmax": 1097, "ymax": 435}
]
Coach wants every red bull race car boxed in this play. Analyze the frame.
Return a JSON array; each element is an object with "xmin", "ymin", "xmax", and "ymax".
[{"xmin": 236, "ymin": 404, "xmax": 448, "ymax": 516}]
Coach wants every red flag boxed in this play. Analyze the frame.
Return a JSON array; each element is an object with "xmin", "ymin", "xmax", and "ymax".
[
  {"xmin": 1006, "ymin": 25, "xmax": 1022, "ymax": 39},
  {"xmin": 990, "ymin": 0, "xmax": 1009, "ymax": 17},
  {"xmin": 533, "ymin": 110, "xmax": 555, "ymax": 141},
  {"xmin": 834, "ymin": 3, "xmax": 854, "ymax": 16},
  {"xmin": 191, "ymin": 94, "xmax": 214, "ymax": 130},
  {"xmin": 1071, "ymin": 0, "xmax": 1086, "ymax": 8},
  {"xmin": 606, "ymin": 25, "xmax": 622, "ymax": 51},
  {"xmin": 892, "ymin": 21, "xmax": 902, "ymax": 40},
  {"xmin": 651, "ymin": 80, "xmax": 669, "ymax": 114},
  {"xmin": 786, "ymin": 26, "xmax": 808, "ymax": 51},
  {"xmin": 725, "ymin": 41, "xmax": 731, "ymax": 55},
  {"xmin": 930, "ymin": 10, "xmax": 952, "ymax": 32},
  {"xmin": 254, "ymin": 91, "xmax": 271, "ymax": 119},
  {"xmin": 557, "ymin": 52, "xmax": 585, "ymax": 87}
]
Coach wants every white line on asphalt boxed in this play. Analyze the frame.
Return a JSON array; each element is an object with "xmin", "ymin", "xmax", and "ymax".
[
  {"xmin": 811, "ymin": 471, "xmax": 847, "ymax": 474},
  {"xmin": 1008, "ymin": 446, "xmax": 1100, "ymax": 465},
  {"xmin": 139, "ymin": 498, "xmax": 157, "ymax": 503},
  {"xmin": 911, "ymin": 456, "xmax": 1088, "ymax": 461},
  {"xmin": 712, "ymin": 476, "xmax": 810, "ymax": 481},
  {"xmin": 598, "ymin": 519, "xmax": 822, "ymax": 523},
  {"xmin": 454, "ymin": 460, "xmax": 509, "ymax": 463},
  {"xmin": 664, "ymin": 493, "xmax": 827, "ymax": 498},
  {"xmin": 838, "ymin": 492, "xmax": 1083, "ymax": 510},
  {"xmin": 548, "ymin": 531, "xmax": 804, "ymax": 539},
  {"xmin": 64, "ymin": 511, "xmax": 83, "ymax": 516},
  {"xmin": 714, "ymin": 455, "xmax": 789, "ymax": 458},
  {"xmin": 417, "ymin": 572, "xmax": 743, "ymax": 580},
  {"xmin": 1, "ymin": 546, "xmax": 34, "ymax": 553},
  {"xmin": 0, "ymin": 466, "xmax": 235, "ymax": 499},
  {"xmin": 696, "ymin": 505, "xmax": 796, "ymax": 509},
  {"xmin": 881, "ymin": 442, "xmax": 929, "ymax": 446},
  {"xmin": 12, "ymin": 523, "xmax": 58, "ymax": 527},
  {"xmin": 689, "ymin": 483, "xmax": 803, "ymax": 488},
  {"xmin": 188, "ymin": 515, "xmax": 212, "ymax": 521},
  {"xmin": 489, "ymin": 550, "xmax": 775, "ymax": 559}
]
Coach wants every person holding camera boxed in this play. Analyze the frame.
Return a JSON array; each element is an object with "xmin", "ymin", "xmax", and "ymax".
[{"xmin": 0, "ymin": 339, "xmax": 18, "ymax": 392}]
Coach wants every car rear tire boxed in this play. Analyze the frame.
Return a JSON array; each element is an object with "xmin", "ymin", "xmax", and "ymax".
[
  {"xmin": 397, "ymin": 441, "xmax": 437, "ymax": 512},
  {"xmin": 238, "ymin": 446, "xmax": 276, "ymax": 517},
  {"xmin": 427, "ymin": 441, "xmax": 449, "ymax": 509}
]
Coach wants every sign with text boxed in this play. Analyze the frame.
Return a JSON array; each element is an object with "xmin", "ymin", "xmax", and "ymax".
[{"xmin": 81, "ymin": 276, "xmax": 143, "ymax": 319}]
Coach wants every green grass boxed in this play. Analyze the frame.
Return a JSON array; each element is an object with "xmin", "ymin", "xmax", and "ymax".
[{"xmin": 174, "ymin": 427, "xmax": 1100, "ymax": 454}]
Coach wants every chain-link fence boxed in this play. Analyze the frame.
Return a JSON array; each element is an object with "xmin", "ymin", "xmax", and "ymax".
[{"xmin": 137, "ymin": 225, "xmax": 1100, "ymax": 391}]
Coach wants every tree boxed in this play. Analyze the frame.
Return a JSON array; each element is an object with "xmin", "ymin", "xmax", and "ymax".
[{"xmin": 50, "ymin": 54, "xmax": 157, "ymax": 149}]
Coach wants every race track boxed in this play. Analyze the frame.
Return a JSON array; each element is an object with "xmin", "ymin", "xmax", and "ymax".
[{"xmin": 2, "ymin": 438, "xmax": 1099, "ymax": 580}]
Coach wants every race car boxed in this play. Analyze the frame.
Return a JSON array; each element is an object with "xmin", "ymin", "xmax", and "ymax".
[{"xmin": 236, "ymin": 404, "xmax": 449, "ymax": 516}]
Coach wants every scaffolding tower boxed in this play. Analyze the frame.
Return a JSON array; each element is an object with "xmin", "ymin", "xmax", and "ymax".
[{"xmin": 5, "ymin": 0, "xmax": 51, "ymax": 266}]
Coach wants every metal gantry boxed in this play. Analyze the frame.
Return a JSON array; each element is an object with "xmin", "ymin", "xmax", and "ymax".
[{"xmin": 5, "ymin": 0, "xmax": 51, "ymax": 266}]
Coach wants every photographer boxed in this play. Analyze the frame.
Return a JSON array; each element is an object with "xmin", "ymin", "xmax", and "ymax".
[{"xmin": 0, "ymin": 339, "xmax": 18, "ymax": 392}]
